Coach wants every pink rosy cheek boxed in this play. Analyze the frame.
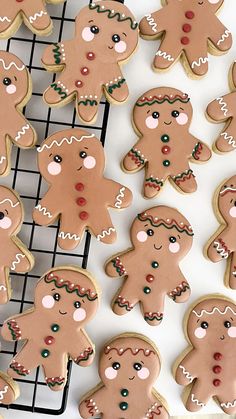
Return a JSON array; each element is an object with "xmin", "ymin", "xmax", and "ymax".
[
  {"xmin": 194, "ymin": 327, "xmax": 206, "ymax": 339},
  {"xmin": 83, "ymin": 156, "xmax": 96, "ymax": 169},
  {"xmin": 208, "ymin": 0, "xmax": 220, "ymax": 3},
  {"xmin": 0, "ymin": 217, "xmax": 12, "ymax": 229},
  {"xmin": 82, "ymin": 27, "xmax": 94, "ymax": 42},
  {"xmin": 228, "ymin": 326, "xmax": 236, "ymax": 338},
  {"xmin": 114, "ymin": 41, "xmax": 127, "ymax": 53},
  {"xmin": 137, "ymin": 367, "xmax": 150, "ymax": 380},
  {"xmin": 47, "ymin": 161, "xmax": 61, "ymax": 175},
  {"xmin": 42, "ymin": 295, "xmax": 55, "ymax": 309},
  {"xmin": 169, "ymin": 242, "xmax": 180, "ymax": 254},
  {"xmin": 73, "ymin": 307, "xmax": 86, "ymax": 322},
  {"xmin": 176, "ymin": 113, "xmax": 188, "ymax": 125},
  {"xmin": 6, "ymin": 84, "xmax": 16, "ymax": 94},
  {"xmin": 145, "ymin": 116, "xmax": 159, "ymax": 129},
  {"xmin": 105, "ymin": 367, "xmax": 118, "ymax": 380},
  {"xmin": 229, "ymin": 207, "xmax": 236, "ymax": 218},
  {"xmin": 137, "ymin": 231, "xmax": 148, "ymax": 243}
]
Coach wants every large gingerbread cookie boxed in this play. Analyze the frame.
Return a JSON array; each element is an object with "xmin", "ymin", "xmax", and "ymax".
[
  {"xmin": 79, "ymin": 333, "xmax": 169, "ymax": 419},
  {"xmin": 0, "ymin": 51, "xmax": 36, "ymax": 176},
  {"xmin": 0, "ymin": 0, "xmax": 65, "ymax": 38},
  {"xmin": 139, "ymin": 0, "xmax": 232, "ymax": 78},
  {"xmin": 122, "ymin": 87, "xmax": 211, "ymax": 198},
  {"xmin": 33, "ymin": 128, "xmax": 132, "ymax": 250},
  {"xmin": 174, "ymin": 296, "xmax": 236, "ymax": 414},
  {"xmin": 207, "ymin": 61, "xmax": 236, "ymax": 153},
  {"xmin": 105, "ymin": 206, "xmax": 193, "ymax": 326},
  {"xmin": 42, "ymin": 1, "xmax": 139, "ymax": 124},
  {"xmin": 205, "ymin": 175, "xmax": 236, "ymax": 290},
  {"xmin": 1, "ymin": 266, "xmax": 100, "ymax": 391},
  {"xmin": 0, "ymin": 186, "xmax": 34, "ymax": 305}
]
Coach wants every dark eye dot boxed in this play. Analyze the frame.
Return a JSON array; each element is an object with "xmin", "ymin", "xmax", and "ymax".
[
  {"xmin": 224, "ymin": 321, "xmax": 231, "ymax": 328},
  {"xmin": 0, "ymin": 212, "xmax": 4, "ymax": 220},
  {"xmin": 74, "ymin": 301, "xmax": 81, "ymax": 309},
  {"xmin": 133, "ymin": 363, "xmax": 142, "ymax": 371},
  {"xmin": 112, "ymin": 34, "xmax": 120, "ymax": 43},
  {"xmin": 147, "ymin": 229, "xmax": 154, "ymax": 236},
  {"xmin": 54, "ymin": 155, "xmax": 62, "ymax": 163},
  {"xmin": 172, "ymin": 110, "xmax": 180, "ymax": 118},
  {"xmin": 112, "ymin": 362, "xmax": 120, "ymax": 370},
  {"xmin": 152, "ymin": 112, "xmax": 159, "ymax": 119},
  {"xmin": 90, "ymin": 25, "xmax": 99, "ymax": 34},
  {"xmin": 169, "ymin": 236, "xmax": 176, "ymax": 243},
  {"xmin": 201, "ymin": 321, "xmax": 208, "ymax": 329},
  {"xmin": 234, "ymin": 201, "xmax": 236, "ymax": 207},
  {"xmin": 3, "ymin": 77, "xmax": 11, "ymax": 86},
  {"xmin": 79, "ymin": 151, "xmax": 87, "ymax": 159},
  {"xmin": 53, "ymin": 293, "xmax": 61, "ymax": 302}
]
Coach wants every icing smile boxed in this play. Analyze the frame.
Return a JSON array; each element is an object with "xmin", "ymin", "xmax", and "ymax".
[
  {"xmin": 77, "ymin": 166, "xmax": 82, "ymax": 171},
  {"xmin": 198, "ymin": 1, "xmax": 204, "ymax": 5},
  {"xmin": 164, "ymin": 121, "xmax": 172, "ymax": 125},
  {"xmin": 129, "ymin": 376, "xmax": 135, "ymax": 381},
  {"xmin": 59, "ymin": 310, "xmax": 67, "ymax": 315},
  {"xmin": 154, "ymin": 244, "xmax": 162, "ymax": 251},
  {"xmin": 108, "ymin": 46, "xmax": 114, "ymax": 50}
]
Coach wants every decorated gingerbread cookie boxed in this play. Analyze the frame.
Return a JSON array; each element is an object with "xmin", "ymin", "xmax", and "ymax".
[
  {"xmin": 0, "ymin": 370, "xmax": 20, "ymax": 406},
  {"xmin": 105, "ymin": 206, "xmax": 193, "ymax": 326},
  {"xmin": 205, "ymin": 175, "xmax": 236, "ymax": 290},
  {"xmin": 79, "ymin": 333, "xmax": 169, "ymax": 419},
  {"xmin": 0, "ymin": 51, "xmax": 36, "ymax": 176},
  {"xmin": 139, "ymin": 0, "xmax": 232, "ymax": 78},
  {"xmin": 174, "ymin": 295, "xmax": 236, "ymax": 414},
  {"xmin": 1, "ymin": 266, "xmax": 100, "ymax": 391},
  {"xmin": 0, "ymin": 0, "xmax": 65, "ymax": 38},
  {"xmin": 0, "ymin": 185, "xmax": 34, "ymax": 305},
  {"xmin": 122, "ymin": 87, "xmax": 211, "ymax": 198},
  {"xmin": 33, "ymin": 128, "xmax": 132, "ymax": 250},
  {"xmin": 206, "ymin": 61, "xmax": 236, "ymax": 153},
  {"xmin": 42, "ymin": 1, "xmax": 139, "ymax": 124}
]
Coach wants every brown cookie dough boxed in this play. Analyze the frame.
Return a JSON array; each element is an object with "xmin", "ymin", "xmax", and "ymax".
[
  {"xmin": 105, "ymin": 206, "xmax": 193, "ymax": 326},
  {"xmin": 1, "ymin": 266, "xmax": 100, "ymax": 391},
  {"xmin": 122, "ymin": 87, "xmax": 211, "ymax": 198},
  {"xmin": 0, "ymin": 371, "xmax": 20, "ymax": 405},
  {"xmin": 139, "ymin": 0, "xmax": 232, "ymax": 78},
  {"xmin": 174, "ymin": 295, "xmax": 236, "ymax": 414},
  {"xmin": 42, "ymin": 1, "xmax": 139, "ymax": 124},
  {"xmin": 33, "ymin": 128, "xmax": 132, "ymax": 250},
  {"xmin": 79, "ymin": 333, "xmax": 169, "ymax": 419}
]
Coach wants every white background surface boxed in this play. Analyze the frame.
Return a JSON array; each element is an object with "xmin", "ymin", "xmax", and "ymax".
[{"xmin": 1, "ymin": 0, "xmax": 236, "ymax": 417}]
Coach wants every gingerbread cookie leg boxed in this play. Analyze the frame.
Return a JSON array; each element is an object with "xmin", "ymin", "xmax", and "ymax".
[
  {"xmin": 8, "ymin": 342, "xmax": 39, "ymax": 380},
  {"xmin": 184, "ymin": 46, "xmax": 209, "ymax": 78},
  {"xmin": 154, "ymin": 38, "xmax": 181, "ymax": 71},
  {"xmin": 79, "ymin": 388, "xmax": 104, "ymax": 419},
  {"xmin": 44, "ymin": 75, "xmax": 74, "ymax": 108},
  {"xmin": 76, "ymin": 92, "xmax": 101, "ymax": 124},
  {"xmin": 112, "ymin": 281, "xmax": 138, "ymax": 316},
  {"xmin": 170, "ymin": 167, "xmax": 197, "ymax": 194},
  {"xmin": 0, "ymin": 372, "xmax": 19, "ymax": 405},
  {"xmin": 42, "ymin": 354, "xmax": 67, "ymax": 392},
  {"xmin": 218, "ymin": 390, "xmax": 236, "ymax": 415},
  {"xmin": 0, "ymin": 1, "xmax": 19, "ymax": 38},
  {"xmin": 8, "ymin": 113, "xmax": 36, "ymax": 149},
  {"xmin": 141, "ymin": 296, "xmax": 165, "ymax": 326},
  {"xmin": 107, "ymin": 181, "xmax": 132, "ymax": 210},
  {"xmin": 122, "ymin": 144, "xmax": 146, "ymax": 174},
  {"xmin": 23, "ymin": 1, "xmax": 52, "ymax": 36},
  {"xmin": 91, "ymin": 213, "xmax": 117, "ymax": 244},
  {"xmin": 0, "ymin": 267, "xmax": 10, "ymax": 305},
  {"xmin": 69, "ymin": 331, "xmax": 95, "ymax": 368},
  {"xmin": 144, "ymin": 169, "xmax": 165, "ymax": 199},
  {"xmin": 185, "ymin": 381, "xmax": 210, "ymax": 412},
  {"xmin": 58, "ymin": 215, "xmax": 85, "ymax": 250}
]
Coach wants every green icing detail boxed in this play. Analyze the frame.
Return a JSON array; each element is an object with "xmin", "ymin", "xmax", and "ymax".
[
  {"xmin": 137, "ymin": 214, "xmax": 193, "ymax": 236},
  {"xmin": 136, "ymin": 98, "xmax": 190, "ymax": 107},
  {"xmin": 144, "ymin": 313, "xmax": 163, "ymax": 322},
  {"xmin": 192, "ymin": 142, "xmax": 202, "ymax": 159},
  {"xmin": 145, "ymin": 177, "xmax": 163, "ymax": 187},
  {"xmin": 115, "ymin": 299, "xmax": 132, "ymax": 312},
  {"xmin": 173, "ymin": 169, "xmax": 193, "ymax": 183},
  {"xmin": 89, "ymin": 3, "xmax": 138, "ymax": 30},
  {"xmin": 7, "ymin": 322, "xmax": 17, "ymax": 341},
  {"xmin": 107, "ymin": 78, "xmax": 126, "ymax": 95},
  {"xmin": 47, "ymin": 379, "xmax": 64, "ymax": 388},
  {"xmin": 129, "ymin": 148, "xmax": 145, "ymax": 165},
  {"xmin": 50, "ymin": 83, "xmax": 68, "ymax": 100},
  {"xmin": 10, "ymin": 365, "xmax": 27, "ymax": 377},
  {"xmin": 78, "ymin": 99, "xmax": 98, "ymax": 106},
  {"xmin": 52, "ymin": 43, "xmax": 62, "ymax": 65}
]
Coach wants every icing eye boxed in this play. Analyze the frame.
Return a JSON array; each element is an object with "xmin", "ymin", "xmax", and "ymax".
[
  {"xmin": 3, "ymin": 77, "xmax": 11, "ymax": 86},
  {"xmin": 80, "ymin": 151, "xmax": 87, "ymax": 159},
  {"xmin": 112, "ymin": 34, "xmax": 121, "ymax": 43},
  {"xmin": 90, "ymin": 25, "xmax": 99, "ymax": 34},
  {"xmin": 133, "ymin": 363, "xmax": 142, "ymax": 371},
  {"xmin": 224, "ymin": 321, "xmax": 231, "ymax": 328},
  {"xmin": 169, "ymin": 236, "xmax": 176, "ymax": 243},
  {"xmin": 112, "ymin": 362, "xmax": 120, "ymax": 370},
  {"xmin": 53, "ymin": 155, "xmax": 62, "ymax": 163},
  {"xmin": 53, "ymin": 293, "xmax": 61, "ymax": 301},
  {"xmin": 0, "ymin": 212, "xmax": 4, "ymax": 220},
  {"xmin": 147, "ymin": 229, "xmax": 154, "ymax": 236},
  {"xmin": 201, "ymin": 321, "xmax": 209, "ymax": 329},
  {"xmin": 74, "ymin": 301, "xmax": 81, "ymax": 308},
  {"xmin": 152, "ymin": 112, "xmax": 159, "ymax": 119},
  {"xmin": 171, "ymin": 110, "xmax": 180, "ymax": 118}
]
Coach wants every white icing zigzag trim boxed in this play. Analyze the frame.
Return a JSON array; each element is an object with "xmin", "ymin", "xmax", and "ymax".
[
  {"xmin": 0, "ymin": 17, "xmax": 11, "ymax": 22},
  {"xmin": 11, "ymin": 254, "xmax": 25, "ymax": 271},
  {"xmin": 97, "ymin": 227, "xmax": 116, "ymax": 241},
  {"xmin": 35, "ymin": 204, "xmax": 53, "ymax": 219},
  {"xmin": 155, "ymin": 50, "xmax": 174, "ymax": 62},
  {"xmin": 145, "ymin": 14, "xmax": 157, "ymax": 33},
  {"xmin": 0, "ymin": 285, "xmax": 6, "ymax": 291},
  {"xmin": 191, "ymin": 57, "xmax": 208, "ymax": 69},
  {"xmin": 193, "ymin": 306, "xmax": 236, "ymax": 318},
  {"xmin": 220, "ymin": 132, "xmax": 236, "ymax": 149},
  {"xmin": 58, "ymin": 232, "xmax": 80, "ymax": 241},
  {"xmin": 191, "ymin": 394, "xmax": 205, "ymax": 407},
  {"xmin": 114, "ymin": 187, "xmax": 125, "ymax": 209},
  {"xmin": 29, "ymin": 11, "xmax": 48, "ymax": 24},
  {"xmin": 0, "ymin": 156, "xmax": 6, "ymax": 165},
  {"xmin": 38, "ymin": 134, "xmax": 95, "ymax": 153},
  {"xmin": 0, "ymin": 199, "xmax": 19, "ymax": 208},
  {"xmin": 216, "ymin": 97, "xmax": 228, "ymax": 116},
  {"xmin": 217, "ymin": 29, "xmax": 231, "ymax": 46},
  {"xmin": 179, "ymin": 365, "xmax": 194, "ymax": 383},
  {"xmin": 221, "ymin": 399, "xmax": 236, "ymax": 408},
  {"xmin": 0, "ymin": 385, "xmax": 8, "ymax": 402},
  {"xmin": 220, "ymin": 186, "xmax": 236, "ymax": 194},
  {"xmin": 15, "ymin": 124, "xmax": 30, "ymax": 142},
  {"xmin": 213, "ymin": 241, "xmax": 229, "ymax": 259},
  {"xmin": 0, "ymin": 59, "xmax": 25, "ymax": 72}
]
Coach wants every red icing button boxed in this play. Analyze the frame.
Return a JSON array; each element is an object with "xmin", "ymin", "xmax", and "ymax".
[
  {"xmin": 214, "ymin": 352, "xmax": 223, "ymax": 361},
  {"xmin": 185, "ymin": 11, "xmax": 195, "ymax": 19},
  {"xmin": 76, "ymin": 197, "xmax": 87, "ymax": 206},
  {"xmin": 213, "ymin": 379, "xmax": 221, "ymax": 387},
  {"xmin": 81, "ymin": 67, "xmax": 89, "ymax": 76},
  {"xmin": 75, "ymin": 183, "xmax": 84, "ymax": 192},
  {"xmin": 181, "ymin": 37, "xmax": 190, "ymax": 45},
  {"xmin": 182, "ymin": 24, "xmax": 191, "ymax": 33},
  {"xmin": 162, "ymin": 146, "xmax": 171, "ymax": 155},
  {"xmin": 213, "ymin": 365, "xmax": 222, "ymax": 374},
  {"xmin": 146, "ymin": 274, "xmax": 155, "ymax": 283},
  {"xmin": 44, "ymin": 336, "xmax": 55, "ymax": 345},
  {"xmin": 79, "ymin": 211, "xmax": 89, "ymax": 220},
  {"xmin": 87, "ymin": 52, "xmax": 95, "ymax": 61},
  {"xmin": 75, "ymin": 80, "xmax": 83, "ymax": 88}
]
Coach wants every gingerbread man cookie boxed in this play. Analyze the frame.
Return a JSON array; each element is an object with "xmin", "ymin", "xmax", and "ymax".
[
  {"xmin": 1, "ymin": 266, "xmax": 100, "ymax": 391},
  {"xmin": 139, "ymin": 0, "xmax": 232, "ymax": 78},
  {"xmin": 33, "ymin": 128, "xmax": 132, "ymax": 250},
  {"xmin": 0, "ymin": 0, "xmax": 65, "ymax": 38},
  {"xmin": 0, "ymin": 51, "xmax": 36, "ymax": 176},
  {"xmin": 0, "ymin": 370, "xmax": 19, "ymax": 406},
  {"xmin": 205, "ymin": 175, "xmax": 236, "ymax": 290},
  {"xmin": 206, "ymin": 61, "xmax": 236, "ymax": 153},
  {"xmin": 105, "ymin": 206, "xmax": 193, "ymax": 326},
  {"xmin": 79, "ymin": 333, "xmax": 169, "ymax": 419},
  {"xmin": 122, "ymin": 87, "xmax": 211, "ymax": 198},
  {"xmin": 42, "ymin": 1, "xmax": 139, "ymax": 124},
  {"xmin": 174, "ymin": 296, "xmax": 236, "ymax": 414},
  {"xmin": 0, "ymin": 185, "xmax": 34, "ymax": 305}
]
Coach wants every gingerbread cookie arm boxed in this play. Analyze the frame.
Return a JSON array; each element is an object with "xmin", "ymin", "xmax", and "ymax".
[
  {"xmin": 7, "ymin": 112, "xmax": 36, "ymax": 148},
  {"xmin": 0, "ymin": 136, "xmax": 9, "ymax": 176},
  {"xmin": 69, "ymin": 331, "xmax": 95, "ymax": 367},
  {"xmin": 190, "ymin": 137, "xmax": 212, "ymax": 162},
  {"xmin": 0, "ymin": 266, "xmax": 11, "ymax": 304},
  {"xmin": 8, "ymin": 341, "xmax": 41, "ymax": 381},
  {"xmin": 58, "ymin": 214, "xmax": 85, "ymax": 250},
  {"xmin": 103, "ymin": 66, "xmax": 129, "ymax": 104},
  {"xmin": 140, "ymin": 292, "xmax": 165, "ymax": 326},
  {"xmin": 148, "ymin": 396, "xmax": 169, "ymax": 419},
  {"xmin": 208, "ymin": 19, "xmax": 232, "ymax": 53},
  {"xmin": 167, "ymin": 268, "xmax": 191, "ymax": 303},
  {"xmin": 22, "ymin": 0, "xmax": 52, "ymax": 35},
  {"xmin": 139, "ymin": 8, "xmax": 166, "ymax": 38},
  {"xmin": 42, "ymin": 41, "xmax": 68, "ymax": 70},
  {"xmin": 79, "ymin": 386, "xmax": 106, "ymax": 418},
  {"xmin": 105, "ymin": 251, "xmax": 131, "ymax": 278},
  {"xmin": 33, "ymin": 191, "xmax": 60, "ymax": 226},
  {"xmin": 207, "ymin": 93, "xmax": 234, "ymax": 122},
  {"xmin": 10, "ymin": 240, "xmax": 34, "ymax": 273},
  {"xmin": 175, "ymin": 351, "xmax": 197, "ymax": 386},
  {"xmin": 42, "ymin": 353, "xmax": 68, "ymax": 391},
  {"xmin": 207, "ymin": 228, "xmax": 232, "ymax": 262},
  {"xmin": 122, "ymin": 140, "xmax": 147, "ymax": 173},
  {"xmin": 1, "ymin": 314, "xmax": 32, "ymax": 342},
  {"xmin": 106, "ymin": 180, "xmax": 132, "ymax": 210},
  {"xmin": 0, "ymin": 373, "xmax": 19, "ymax": 405}
]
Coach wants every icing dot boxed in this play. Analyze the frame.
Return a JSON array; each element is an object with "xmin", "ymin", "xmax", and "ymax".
[
  {"xmin": 75, "ymin": 80, "xmax": 83, "ymax": 88},
  {"xmin": 151, "ymin": 261, "xmax": 159, "ymax": 269},
  {"xmin": 44, "ymin": 336, "xmax": 55, "ymax": 345},
  {"xmin": 119, "ymin": 402, "xmax": 128, "ymax": 411},
  {"xmin": 121, "ymin": 389, "xmax": 129, "ymax": 397},
  {"xmin": 162, "ymin": 146, "xmax": 171, "ymax": 155},
  {"xmin": 79, "ymin": 211, "xmax": 89, "ymax": 220},
  {"xmin": 105, "ymin": 367, "xmax": 117, "ymax": 380},
  {"xmin": 0, "ymin": 217, "xmax": 12, "ymax": 230},
  {"xmin": 42, "ymin": 295, "xmax": 55, "ymax": 309},
  {"xmin": 214, "ymin": 352, "xmax": 223, "ymax": 361},
  {"xmin": 143, "ymin": 286, "xmax": 151, "ymax": 294},
  {"xmin": 194, "ymin": 327, "xmax": 206, "ymax": 339},
  {"xmin": 146, "ymin": 274, "xmax": 154, "ymax": 283},
  {"xmin": 76, "ymin": 197, "xmax": 87, "ymax": 206},
  {"xmin": 47, "ymin": 161, "xmax": 61, "ymax": 176},
  {"xmin": 213, "ymin": 365, "xmax": 222, "ymax": 374},
  {"xmin": 163, "ymin": 160, "xmax": 170, "ymax": 167},
  {"xmin": 169, "ymin": 242, "xmax": 180, "ymax": 254},
  {"xmin": 161, "ymin": 134, "xmax": 169, "ymax": 143},
  {"xmin": 41, "ymin": 349, "xmax": 50, "ymax": 358},
  {"xmin": 229, "ymin": 206, "xmax": 236, "ymax": 218},
  {"xmin": 181, "ymin": 36, "xmax": 190, "ymax": 45},
  {"xmin": 6, "ymin": 84, "xmax": 16, "ymax": 95},
  {"xmin": 81, "ymin": 67, "xmax": 89, "ymax": 76},
  {"xmin": 83, "ymin": 156, "xmax": 96, "ymax": 169},
  {"xmin": 137, "ymin": 367, "xmax": 150, "ymax": 380},
  {"xmin": 213, "ymin": 379, "xmax": 221, "ymax": 387},
  {"xmin": 75, "ymin": 183, "xmax": 84, "ymax": 191},
  {"xmin": 136, "ymin": 231, "xmax": 148, "ymax": 243},
  {"xmin": 86, "ymin": 52, "xmax": 95, "ymax": 60},
  {"xmin": 73, "ymin": 307, "xmax": 86, "ymax": 322},
  {"xmin": 185, "ymin": 11, "xmax": 195, "ymax": 19},
  {"xmin": 51, "ymin": 324, "xmax": 60, "ymax": 332},
  {"xmin": 182, "ymin": 24, "xmax": 191, "ymax": 33}
]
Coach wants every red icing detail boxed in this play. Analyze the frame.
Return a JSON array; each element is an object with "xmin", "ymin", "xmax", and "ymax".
[
  {"xmin": 185, "ymin": 11, "xmax": 195, "ymax": 19},
  {"xmin": 75, "ymin": 183, "xmax": 84, "ymax": 191},
  {"xmin": 162, "ymin": 146, "xmax": 171, "ymax": 155},
  {"xmin": 146, "ymin": 274, "xmax": 155, "ymax": 283},
  {"xmin": 213, "ymin": 365, "xmax": 222, "ymax": 374},
  {"xmin": 16, "ymin": 0, "xmax": 24, "ymax": 2},
  {"xmin": 181, "ymin": 36, "xmax": 190, "ymax": 45},
  {"xmin": 213, "ymin": 379, "xmax": 221, "ymax": 387},
  {"xmin": 75, "ymin": 80, "xmax": 83, "ymax": 88},
  {"xmin": 182, "ymin": 24, "xmax": 191, "ymax": 33},
  {"xmin": 44, "ymin": 336, "xmax": 55, "ymax": 345},
  {"xmin": 87, "ymin": 52, "xmax": 95, "ymax": 60},
  {"xmin": 76, "ymin": 197, "xmax": 87, "ymax": 206},
  {"xmin": 79, "ymin": 211, "xmax": 89, "ymax": 220},
  {"xmin": 214, "ymin": 352, "xmax": 223, "ymax": 361},
  {"xmin": 81, "ymin": 67, "xmax": 89, "ymax": 76}
]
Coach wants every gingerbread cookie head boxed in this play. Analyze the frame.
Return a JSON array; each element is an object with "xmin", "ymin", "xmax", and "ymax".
[
  {"xmin": 0, "ymin": 186, "xmax": 23, "ymax": 236},
  {"xmin": 131, "ymin": 206, "xmax": 194, "ymax": 261},
  {"xmin": 0, "ymin": 51, "xmax": 29, "ymax": 106},
  {"xmin": 76, "ymin": 1, "xmax": 138, "ymax": 64}
]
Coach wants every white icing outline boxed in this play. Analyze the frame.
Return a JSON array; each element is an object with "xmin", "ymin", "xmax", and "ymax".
[
  {"xmin": 0, "ymin": 385, "xmax": 8, "ymax": 402},
  {"xmin": 191, "ymin": 394, "xmax": 205, "ymax": 407},
  {"xmin": 114, "ymin": 187, "xmax": 125, "ymax": 209},
  {"xmin": 221, "ymin": 399, "xmax": 236, "ymax": 408},
  {"xmin": 220, "ymin": 186, "xmax": 236, "ymax": 195},
  {"xmin": 14, "ymin": 124, "xmax": 30, "ymax": 142},
  {"xmin": 97, "ymin": 227, "xmax": 116, "ymax": 241},
  {"xmin": 87, "ymin": 398, "xmax": 99, "ymax": 414},
  {"xmin": 0, "ymin": 17, "xmax": 11, "ymax": 23},
  {"xmin": 193, "ymin": 306, "xmax": 236, "ymax": 318},
  {"xmin": 0, "ymin": 59, "xmax": 25, "ymax": 72},
  {"xmin": 220, "ymin": 132, "xmax": 236, "ymax": 149},
  {"xmin": 217, "ymin": 29, "xmax": 231, "ymax": 46},
  {"xmin": 191, "ymin": 57, "xmax": 208, "ymax": 69},
  {"xmin": 58, "ymin": 232, "xmax": 80, "ymax": 241},
  {"xmin": 132, "ymin": 148, "xmax": 147, "ymax": 163},
  {"xmin": 213, "ymin": 241, "xmax": 229, "ymax": 259},
  {"xmin": 11, "ymin": 254, "xmax": 25, "ymax": 271},
  {"xmin": 216, "ymin": 97, "xmax": 228, "ymax": 116},
  {"xmin": 57, "ymin": 80, "xmax": 69, "ymax": 94},
  {"xmin": 29, "ymin": 11, "xmax": 48, "ymax": 24},
  {"xmin": 179, "ymin": 365, "xmax": 194, "ymax": 383},
  {"xmin": 155, "ymin": 50, "xmax": 174, "ymax": 62},
  {"xmin": 0, "ymin": 199, "xmax": 19, "ymax": 208},
  {"xmin": 105, "ymin": 75, "xmax": 123, "ymax": 87},
  {"xmin": 37, "ymin": 134, "xmax": 95, "ymax": 153},
  {"xmin": 35, "ymin": 204, "xmax": 53, "ymax": 219},
  {"xmin": 0, "ymin": 156, "xmax": 6, "ymax": 165},
  {"xmin": 145, "ymin": 14, "xmax": 157, "ymax": 33}
]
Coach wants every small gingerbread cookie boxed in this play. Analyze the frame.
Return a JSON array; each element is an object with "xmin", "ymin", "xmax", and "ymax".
[
  {"xmin": 139, "ymin": 0, "xmax": 232, "ymax": 78},
  {"xmin": 206, "ymin": 61, "xmax": 236, "ymax": 153},
  {"xmin": 0, "ymin": 185, "xmax": 34, "ymax": 305},
  {"xmin": 0, "ymin": 51, "xmax": 36, "ymax": 176},
  {"xmin": 122, "ymin": 87, "xmax": 211, "ymax": 198},
  {"xmin": 33, "ymin": 128, "xmax": 132, "ymax": 250},
  {"xmin": 1, "ymin": 266, "xmax": 100, "ymax": 391},
  {"xmin": 0, "ymin": 0, "xmax": 65, "ymax": 38},
  {"xmin": 0, "ymin": 370, "xmax": 20, "ymax": 405},
  {"xmin": 79, "ymin": 333, "xmax": 169, "ymax": 419},
  {"xmin": 105, "ymin": 206, "xmax": 193, "ymax": 326},
  {"xmin": 42, "ymin": 1, "xmax": 139, "ymax": 124},
  {"xmin": 205, "ymin": 175, "xmax": 236, "ymax": 290},
  {"xmin": 174, "ymin": 295, "xmax": 236, "ymax": 414}
]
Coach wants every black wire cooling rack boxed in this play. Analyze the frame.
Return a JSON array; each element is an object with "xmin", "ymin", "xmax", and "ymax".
[{"xmin": 0, "ymin": 0, "xmax": 113, "ymax": 415}]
